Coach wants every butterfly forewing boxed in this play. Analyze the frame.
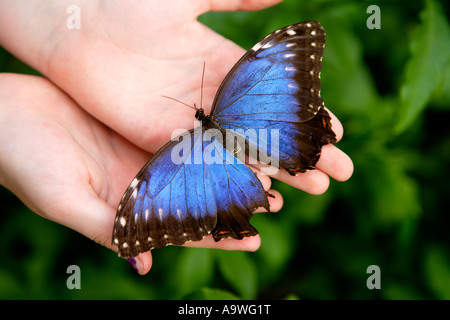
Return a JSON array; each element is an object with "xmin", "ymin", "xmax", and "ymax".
[{"xmin": 210, "ymin": 21, "xmax": 335, "ymax": 175}]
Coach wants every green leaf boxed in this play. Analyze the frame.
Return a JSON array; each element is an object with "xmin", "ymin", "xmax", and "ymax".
[
  {"xmin": 396, "ymin": 0, "xmax": 450, "ymax": 133},
  {"xmin": 172, "ymin": 248, "xmax": 214, "ymax": 298},
  {"xmin": 424, "ymin": 245, "xmax": 450, "ymax": 299},
  {"xmin": 216, "ymin": 251, "xmax": 257, "ymax": 299},
  {"xmin": 366, "ymin": 150, "xmax": 422, "ymax": 225},
  {"xmin": 251, "ymin": 214, "xmax": 293, "ymax": 285}
]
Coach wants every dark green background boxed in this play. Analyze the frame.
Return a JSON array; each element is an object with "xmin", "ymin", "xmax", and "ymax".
[{"xmin": 1, "ymin": 0, "xmax": 449, "ymax": 299}]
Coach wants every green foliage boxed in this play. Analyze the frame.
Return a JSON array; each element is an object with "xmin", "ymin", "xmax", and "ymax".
[
  {"xmin": 170, "ymin": 248, "xmax": 215, "ymax": 298},
  {"xmin": 216, "ymin": 251, "xmax": 258, "ymax": 299},
  {"xmin": 1, "ymin": 0, "xmax": 449, "ymax": 300},
  {"xmin": 397, "ymin": 0, "xmax": 450, "ymax": 133}
]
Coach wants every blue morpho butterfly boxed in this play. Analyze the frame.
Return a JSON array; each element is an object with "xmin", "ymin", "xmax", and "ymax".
[{"xmin": 113, "ymin": 21, "xmax": 336, "ymax": 258}]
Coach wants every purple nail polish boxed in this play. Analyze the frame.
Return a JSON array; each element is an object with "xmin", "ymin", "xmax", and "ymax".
[{"xmin": 127, "ymin": 257, "xmax": 139, "ymax": 272}]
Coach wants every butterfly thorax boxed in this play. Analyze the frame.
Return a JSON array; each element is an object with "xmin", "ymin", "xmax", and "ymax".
[
  {"xmin": 195, "ymin": 108, "xmax": 221, "ymax": 131},
  {"xmin": 194, "ymin": 108, "xmax": 206, "ymax": 121}
]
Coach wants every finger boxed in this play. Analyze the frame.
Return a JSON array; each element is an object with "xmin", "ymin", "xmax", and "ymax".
[
  {"xmin": 184, "ymin": 234, "xmax": 261, "ymax": 251},
  {"xmin": 326, "ymin": 108, "xmax": 344, "ymax": 142},
  {"xmin": 255, "ymin": 188, "xmax": 283, "ymax": 213},
  {"xmin": 266, "ymin": 188, "xmax": 283, "ymax": 212},
  {"xmin": 316, "ymin": 144, "xmax": 354, "ymax": 182},
  {"xmin": 126, "ymin": 252, "xmax": 153, "ymax": 275},
  {"xmin": 253, "ymin": 168, "xmax": 272, "ymax": 190},
  {"xmin": 204, "ymin": 0, "xmax": 283, "ymax": 12},
  {"xmin": 261, "ymin": 165, "xmax": 331, "ymax": 195}
]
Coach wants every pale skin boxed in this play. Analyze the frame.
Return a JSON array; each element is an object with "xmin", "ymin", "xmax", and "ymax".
[{"xmin": 0, "ymin": 0, "xmax": 353, "ymax": 275}]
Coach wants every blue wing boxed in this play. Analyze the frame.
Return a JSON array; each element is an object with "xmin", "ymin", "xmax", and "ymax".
[
  {"xmin": 113, "ymin": 127, "xmax": 269, "ymax": 257},
  {"xmin": 210, "ymin": 21, "xmax": 336, "ymax": 175}
]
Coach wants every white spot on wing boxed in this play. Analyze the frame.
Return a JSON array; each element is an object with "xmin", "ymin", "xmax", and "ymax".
[
  {"xmin": 251, "ymin": 42, "xmax": 263, "ymax": 51},
  {"xmin": 158, "ymin": 208, "xmax": 163, "ymax": 220},
  {"xmin": 284, "ymin": 53, "xmax": 295, "ymax": 58},
  {"xmin": 122, "ymin": 242, "xmax": 128, "ymax": 248},
  {"xmin": 114, "ymin": 238, "xmax": 119, "ymax": 245},
  {"xmin": 311, "ymin": 30, "xmax": 317, "ymax": 36},
  {"xmin": 285, "ymin": 66, "xmax": 295, "ymax": 72},
  {"xmin": 145, "ymin": 209, "xmax": 149, "ymax": 221},
  {"xmin": 310, "ymin": 55, "xmax": 316, "ymax": 60},
  {"xmin": 285, "ymin": 43, "xmax": 295, "ymax": 48},
  {"xmin": 262, "ymin": 42, "xmax": 273, "ymax": 49},
  {"xmin": 286, "ymin": 29, "xmax": 296, "ymax": 35},
  {"xmin": 306, "ymin": 22, "xmax": 312, "ymax": 28},
  {"xmin": 130, "ymin": 178, "xmax": 139, "ymax": 189},
  {"xmin": 311, "ymin": 42, "xmax": 317, "ymax": 47},
  {"xmin": 120, "ymin": 217, "xmax": 127, "ymax": 227}
]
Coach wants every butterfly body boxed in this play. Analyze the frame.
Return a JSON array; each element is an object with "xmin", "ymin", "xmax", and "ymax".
[{"xmin": 113, "ymin": 21, "xmax": 336, "ymax": 258}]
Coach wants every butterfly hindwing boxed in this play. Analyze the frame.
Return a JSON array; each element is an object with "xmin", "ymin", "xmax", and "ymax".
[
  {"xmin": 113, "ymin": 127, "xmax": 269, "ymax": 257},
  {"xmin": 210, "ymin": 21, "xmax": 336, "ymax": 175}
]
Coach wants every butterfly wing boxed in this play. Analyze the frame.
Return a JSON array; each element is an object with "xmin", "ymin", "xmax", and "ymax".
[
  {"xmin": 113, "ymin": 127, "xmax": 269, "ymax": 257},
  {"xmin": 210, "ymin": 21, "xmax": 336, "ymax": 175}
]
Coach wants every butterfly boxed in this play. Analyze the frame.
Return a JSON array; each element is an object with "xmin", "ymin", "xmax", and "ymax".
[{"xmin": 112, "ymin": 21, "xmax": 336, "ymax": 258}]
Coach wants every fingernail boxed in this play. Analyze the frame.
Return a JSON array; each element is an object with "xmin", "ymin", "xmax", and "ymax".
[{"xmin": 127, "ymin": 257, "xmax": 141, "ymax": 274}]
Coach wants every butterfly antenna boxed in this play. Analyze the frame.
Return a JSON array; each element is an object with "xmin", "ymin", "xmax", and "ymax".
[
  {"xmin": 200, "ymin": 61, "xmax": 206, "ymax": 109},
  {"xmin": 161, "ymin": 95, "xmax": 197, "ymax": 110}
]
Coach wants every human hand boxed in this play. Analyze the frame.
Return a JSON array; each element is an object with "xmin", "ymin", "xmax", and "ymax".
[{"xmin": 0, "ymin": 0, "xmax": 353, "ymax": 275}]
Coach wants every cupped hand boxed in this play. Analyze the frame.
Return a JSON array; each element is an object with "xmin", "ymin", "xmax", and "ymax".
[{"xmin": 0, "ymin": 0, "xmax": 353, "ymax": 275}]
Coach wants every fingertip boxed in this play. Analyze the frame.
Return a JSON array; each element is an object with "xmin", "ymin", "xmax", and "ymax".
[
  {"xmin": 130, "ymin": 252, "xmax": 152, "ymax": 275},
  {"xmin": 267, "ymin": 189, "xmax": 283, "ymax": 212},
  {"xmin": 325, "ymin": 108, "xmax": 344, "ymax": 142},
  {"xmin": 236, "ymin": 235, "xmax": 261, "ymax": 251},
  {"xmin": 316, "ymin": 144, "xmax": 354, "ymax": 182}
]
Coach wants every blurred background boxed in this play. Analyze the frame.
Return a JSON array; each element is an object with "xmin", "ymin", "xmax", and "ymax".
[{"xmin": 1, "ymin": 0, "xmax": 449, "ymax": 299}]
